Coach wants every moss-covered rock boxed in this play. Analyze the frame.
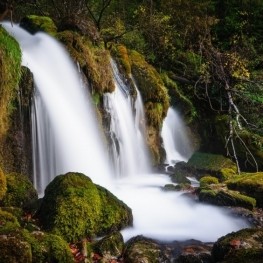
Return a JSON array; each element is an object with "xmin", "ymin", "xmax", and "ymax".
[
  {"xmin": 177, "ymin": 152, "xmax": 238, "ymax": 181},
  {"xmin": 170, "ymin": 170, "xmax": 191, "ymax": 184},
  {"xmin": 0, "ymin": 167, "xmax": 7, "ymax": 200},
  {"xmin": 212, "ymin": 228, "xmax": 263, "ymax": 263},
  {"xmin": 36, "ymin": 172, "xmax": 132, "ymax": 242},
  {"xmin": 227, "ymin": 172, "xmax": 263, "ymax": 208},
  {"xmin": 0, "ymin": 209, "xmax": 20, "ymax": 234},
  {"xmin": 94, "ymin": 231, "xmax": 124, "ymax": 258},
  {"xmin": 123, "ymin": 235, "xmax": 169, "ymax": 263},
  {"xmin": 20, "ymin": 15, "xmax": 57, "ymax": 35},
  {"xmin": 0, "ymin": 26, "xmax": 21, "ymax": 139},
  {"xmin": 199, "ymin": 185, "xmax": 256, "ymax": 210},
  {"xmin": 0, "ymin": 172, "xmax": 38, "ymax": 208},
  {"xmin": 56, "ymin": 30, "xmax": 115, "ymax": 96},
  {"xmin": 199, "ymin": 176, "xmax": 219, "ymax": 188},
  {"xmin": 130, "ymin": 50, "xmax": 169, "ymax": 129}
]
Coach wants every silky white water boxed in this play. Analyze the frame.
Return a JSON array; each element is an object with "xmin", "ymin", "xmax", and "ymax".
[
  {"xmin": 3, "ymin": 22, "xmax": 112, "ymax": 195},
  {"xmin": 3, "ymin": 22, "xmax": 248, "ymax": 242},
  {"xmin": 161, "ymin": 107, "xmax": 194, "ymax": 164}
]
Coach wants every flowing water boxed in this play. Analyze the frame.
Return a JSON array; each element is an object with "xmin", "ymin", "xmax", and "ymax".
[
  {"xmin": 3, "ymin": 22, "xmax": 249, "ymax": 242},
  {"xmin": 161, "ymin": 107, "xmax": 194, "ymax": 164}
]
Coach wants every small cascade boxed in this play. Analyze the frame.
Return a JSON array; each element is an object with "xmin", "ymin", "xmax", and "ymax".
[
  {"xmin": 161, "ymin": 107, "xmax": 193, "ymax": 164},
  {"xmin": 3, "ymin": 23, "xmax": 112, "ymax": 195},
  {"xmin": 104, "ymin": 60, "xmax": 150, "ymax": 177}
]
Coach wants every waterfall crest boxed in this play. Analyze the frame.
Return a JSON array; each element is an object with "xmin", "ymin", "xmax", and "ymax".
[
  {"xmin": 3, "ymin": 23, "xmax": 112, "ymax": 195},
  {"xmin": 161, "ymin": 108, "xmax": 194, "ymax": 164},
  {"xmin": 104, "ymin": 60, "xmax": 150, "ymax": 177}
]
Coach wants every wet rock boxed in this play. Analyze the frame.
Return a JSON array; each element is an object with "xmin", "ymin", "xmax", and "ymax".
[{"xmin": 212, "ymin": 228, "xmax": 263, "ymax": 263}]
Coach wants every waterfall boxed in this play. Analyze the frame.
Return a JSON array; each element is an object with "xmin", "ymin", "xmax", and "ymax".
[
  {"xmin": 103, "ymin": 60, "xmax": 150, "ymax": 177},
  {"xmin": 3, "ymin": 23, "xmax": 112, "ymax": 195},
  {"xmin": 161, "ymin": 107, "xmax": 193, "ymax": 164},
  {"xmin": 2, "ymin": 22, "xmax": 248, "ymax": 242}
]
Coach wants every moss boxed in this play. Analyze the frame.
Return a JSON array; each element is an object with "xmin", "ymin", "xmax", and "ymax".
[
  {"xmin": 20, "ymin": 15, "xmax": 57, "ymax": 35},
  {"xmin": 199, "ymin": 187, "xmax": 256, "ymax": 210},
  {"xmin": 187, "ymin": 152, "xmax": 237, "ymax": 181},
  {"xmin": 0, "ymin": 172, "xmax": 38, "ymax": 208},
  {"xmin": 0, "ymin": 26, "xmax": 22, "ymax": 138},
  {"xmin": 56, "ymin": 30, "xmax": 115, "ymax": 95},
  {"xmin": 0, "ymin": 209, "xmax": 20, "ymax": 234},
  {"xmin": 227, "ymin": 172, "xmax": 263, "ymax": 208},
  {"xmin": 36, "ymin": 172, "xmax": 132, "ymax": 242},
  {"xmin": 200, "ymin": 176, "xmax": 219, "ymax": 188},
  {"xmin": 0, "ymin": 167, "xmax": 7, "ymax": 200},
  {"xmin": 112, "ymin": 44, "xmax": 132, "ymax": 76},
  {"xmin": 129, "ymin": 50, "xmax": 170, "ymax": 129},
  {"xmin": 212, "ymin": 228, "xmax": 263, "ymax": 263}
]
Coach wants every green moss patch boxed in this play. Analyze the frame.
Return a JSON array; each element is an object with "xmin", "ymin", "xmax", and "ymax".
[
  {"xmin": 0, "ymin": 167, "xmax": 6, "ymax": 200},
  {"xmin": 0, "ymin": 172, "xmax": 38, "ymax": 208},
  {"xmin": 227, "ymin": 172, "xmax": 263, "ymax": 208},
  {"xmin": 20, "ymin": 15, "xmax": 57, "ymax": 35},
  {"xmin": 36, "ymin": 172, "xmax": 132, "ymax": 242},
  {"xmin": 199, "ymin": 176, "xmax": 219, "ymax": 188},
  {"xmin": 0, "ymin": 26, "xmax": 21, "ymax": 137}
]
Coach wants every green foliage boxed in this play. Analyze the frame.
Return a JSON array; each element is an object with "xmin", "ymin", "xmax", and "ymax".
[
  {"xmin": 199, "ymin": 176, "xmax": 219, "ymax": 188},
  {"xmin": 0, "ymin": 167, "xmax": 7, "ymax": 200},
  {"xmin": 0, "ymin": 26, "xmax": 21, "ymax": 137},
  {"xmin": 36, "ymin": 172, "xmax": 132, "ymax": 242}
]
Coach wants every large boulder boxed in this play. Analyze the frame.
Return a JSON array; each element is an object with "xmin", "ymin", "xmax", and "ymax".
[
  {"xmin": 36, "ymin": 172, "xmax": 133, "ymax": 242},
  {"xmin": 227, "ymin": 172, "xmax": 263, "ymax": 208},
  {"xmin": 212, "ymin": 228, "xmax": 263, "ymax": 263}
]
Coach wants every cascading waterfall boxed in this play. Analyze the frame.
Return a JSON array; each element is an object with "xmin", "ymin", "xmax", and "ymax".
[
  {"xmin": 103, "ymin": 60, "xmax": 150, "ymax": 177},
  {"xmin": 3, "ymin": 22, "xmax": 112, "ymax": 195},
  {"xmin": 161, "ymin": 107, "xmax": 194, "ymax": 164},
  {"xmin": 3, "ymin": 22, "xmax": 248, "ymax": 242}
]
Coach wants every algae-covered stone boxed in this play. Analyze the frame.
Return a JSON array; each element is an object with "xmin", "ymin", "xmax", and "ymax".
[
  {"xmin": 20, "ymin": 15, "xmax": 57, "ymax": 35},
  {"xmin": 0, "ymin": 172, "xmax": 38, "ymax": 208},
  {"xmin": 212, "ymin": 228, "xmax": 263, "ymax": 263},
  {"xmin": 0, "ymin": 167, "xmax": 6, "ymax": 200},
  {"xmin": 199, "ymin": 176, "xmax": 219, "ymax": 188},
  {"xmin": 227, "ymin": 172, "xmax": 263, "ymax": 208},
  {"xmin": 36, "ymin": 172, "xmax": 132, "ymax": 242},
  {"xmin": 123, "ymin": 235, "xmax": 169, "ymax": 263}
]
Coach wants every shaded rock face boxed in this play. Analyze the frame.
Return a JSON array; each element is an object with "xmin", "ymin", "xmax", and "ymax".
[
  {"xmin": 212, "ymin": 228, "xmax": 263, "ymax": 263},
  {"xmin": 0, "ymin": 67, "xmax": 33, "ymax": 179},
  {"xmin": 36, "ymin": 172, "xmax": 133, "ymax": 242}
]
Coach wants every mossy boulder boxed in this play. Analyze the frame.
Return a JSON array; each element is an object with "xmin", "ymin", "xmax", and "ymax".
[
  {"xmin": 227, "ymin": 172, "xmax": 263, "ymax": 208},
  {"xmin": 0, "ymin": 209, "xmax": 20, "ymax": 234},
  {"xmin": 20, "ymin": 15, "xmax": 57, "ymax": 35},
  {"xmin": 0, "ymin": 167, "xmax": 7, "ymax": 200},
  {"xmin": 199, "ymin": 185, "xmax": 256, "ymax": 210},
  {"xmin": 93, "ymin": 231, "xmax": 124, "ymax": 258},
  {"xmin": 177, "ymin": 152, "xmax": 238, "ymax": 181},
  {"xmin": 170, "ymin": 170, "xmax": 191, "ymax": 184},
  {"xmin": 36, "ymin": 172, "xmax": 132, "ymax": 242},
  {"xmin": 123, "ymin": 236, "xmax": 169, "ymax": 263},
  {"xmin": 0, "ymin": 172, "xmax": 38, "ymax": 208},
  {"xmin": 212, "ymin": 228, "xmax": 263, "ymax": 263}
]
